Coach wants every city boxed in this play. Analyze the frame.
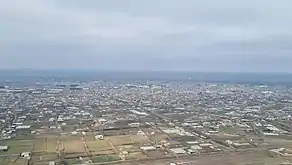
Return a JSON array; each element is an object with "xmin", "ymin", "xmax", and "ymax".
[{"xmin": 1, "ymin": 77, "xmax": 292, "ymax": 165}]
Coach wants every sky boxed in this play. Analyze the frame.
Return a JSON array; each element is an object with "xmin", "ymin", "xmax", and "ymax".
[{"xmin": 1, "ymin": 0, "xmax": 292, "ymax": 72}]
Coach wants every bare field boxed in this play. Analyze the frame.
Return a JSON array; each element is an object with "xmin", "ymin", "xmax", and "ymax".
[
  {"xmin": 145, "ymin": 150, "xmax": 169, "ymax": 158},
  {"xmin": 108, "ymin": 135, "xmax": 150, "ymax": 146},
  {"xmin": 151, "ymin": 133, "xmax": 170, "ymax": 142},
  {"xmin": 108, "ymin": 135, "xmax": 134, "ymax": 146},
  {"xmin": 128, "ymin": 135, "xmax": 151, "ymax": 145},
  {"xmin": 86, "ymin": 139, "xmax": 114, "ymax": 155},
  {"xmin": 122, "ymin": 150, "xmax": 292, "ymax": 165},
  {"xmin": 33, "ymin": 138, "xmax": 46, "ymax": 153},
  {"xmin": 59, "ymin": 135, "xmax": 81, "ymax": 141},
  {"xmin": 46, "ymin": 137, "xmax": 58, "ymax": 153},
  {"xmin": 193, "ymin": 150, "xmax": 290, "ymax": 165},
  {"xmin": 212, "ymin": 133, "xmax": 242, "ymax": 141},
  {"xmin": 64, "ymin": 140, "xmax": 86, "ymax": 153}
]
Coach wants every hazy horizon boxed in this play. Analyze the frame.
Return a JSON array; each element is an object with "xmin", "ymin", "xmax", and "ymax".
[{"xmin": 1, "ymin": 0, "xmax": 292, "ymax": 72}]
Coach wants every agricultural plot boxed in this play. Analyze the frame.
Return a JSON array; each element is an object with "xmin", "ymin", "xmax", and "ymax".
[
  {"xmin": 86, "ymin": 138, "xmax": 114, "ymax": 155},
  {"xmin": 124, "ymin": 152, "xmax": 146, "ymax": 160},
  {"xmin": 45, "ymin": 137, "xmax": 58, "ymax": 153},
  {"xmin": 31, "ymin": 152, "xmax": 58, "ymax": 163},
  {"xmin": 0, "ymin": 156, "xmax": 27, "ymax": 165},
  {"xmin": 128, "ymin": 135, "xmax": 151, "ymax": 145},
  {"xmin": 33, "ymin": 138, "xmax": 46, "ymax": 153},
  {"xmin": 83, "ymin": 135, "xmax": 95, "ymax": 141},
  {"xmin": 145, "ymin": 150, "xmax": 170, "ymax": 158},
  {"xmin": 54, "ymin": 135, "xmax": 88, "ymax": 159},
  {"xmin": 108, "ymin": 135, "xmax": 133, "ymax": 146},
  {"xmin": 64, "ymin": 140, "xmax": 86, "ymax": 153},
  {"xmin": 151, "ymin": 133, "xmax": 169, "ymax": 142},
  {"xmin": 220, "ymin": 126, "xmax": 237, "ymax": 134},
  {"xmin": 59, "ymin": 135, "xmax": 81, "ymax": 141},
  {"xmin": 211, "ymin": 133, "xmax": 242, "ymax": 141},
  {"xmin": 31, "ymin": 162, "xmax": 49, "ymax": 165},
  {"xmin": 1, "ymin": 139, "xmax": 33, "ymax": 155},
  {"xmin": 91, "ymin": 155, "xmax": 121, "ymax": 163}
]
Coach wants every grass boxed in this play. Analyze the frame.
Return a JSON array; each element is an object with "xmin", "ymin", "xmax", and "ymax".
[
  {"xmin": 108, "ymin": 135, "xmax": 133, "ymax": 146},
  {"xmin": 39, "ymin": 153, "xmax": 58, "ymax": 161},
  {"xmin": 220, "ymin": 126, "xmax": 236, "ymax": 134},
  {"xmin": 31, "ymin": 162, "xmax": 49, "ymax": 165},
  {"xmin": 0, "ymin": 139, "xmax": 33, "ymax": 155},
  {"xmin": 0, "ymin": 157, "xmax": 6, "ymax": 165},
  {"xmin": 125, "ymin": 152, "xmax": 146, "ymax": 160},
  {"xmin": 86, "ymin": 139, "xmax": 114, "ymax": 156},
  {"xmin": 33, "ymin": 138, "xmax": 46, "ymax": 153},
  {"xmin": 46, "ymin": 137, "xmax": 58, "ymax": 153},
  {"xmin": 86, "ymin": 140, "xmax": 110, "ymax": 148},
  {"xmin": 64, "ymin": 159, "xmax": 79, "ymax": 165},
  {"xmin": 83, "ymin": 135, "xmax": 95, "ymax": 141},
  {"xmin": 59, "ymin": 135, "xmax": 81, "ymax": 141},
  {"xmin": 91, "ymin": 155, "xmax": 121, "ymax": 163},
  {"xmin": 0, "ymin": 156, "xmax": 27, "ymax": 165}
]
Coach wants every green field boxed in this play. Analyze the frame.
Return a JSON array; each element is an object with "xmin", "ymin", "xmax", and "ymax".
[
  {"xmin": 91, "ymin": 155, "xmax": 121, "ymax": 163},
  {"xmin": 46, "ymin": 137, "xmax": 58, "ymax": 153},
  {"xmin": 220, "ymin": 126, "xmax": 237, "ymax": 134},
  {"xmin": 0, "ymin": 156, "xmax": 27, "ymax": 165},
  {"xmin": 0, "ymin": 139, "xmax": 33, "ymax": 155}
]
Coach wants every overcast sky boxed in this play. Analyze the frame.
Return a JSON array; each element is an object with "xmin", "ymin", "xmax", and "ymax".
[{"xmin": 1, "ymin": 0, "xmax": 292, "ymax": 72}]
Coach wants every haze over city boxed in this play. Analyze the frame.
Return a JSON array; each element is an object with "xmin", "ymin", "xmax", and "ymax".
[{"xmin": 1, "ymin": 0, "xmax": 292, "ymax": 72}]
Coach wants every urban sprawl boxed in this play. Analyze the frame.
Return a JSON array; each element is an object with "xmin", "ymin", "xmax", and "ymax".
[{"xmin": 1, "ymin": 80, "xmax": 292, "ymax": 165}]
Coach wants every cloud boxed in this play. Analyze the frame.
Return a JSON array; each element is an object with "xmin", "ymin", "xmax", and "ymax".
[{"xmin": 1, "ymin": 0, "xmax": 292, "ymax": 72}]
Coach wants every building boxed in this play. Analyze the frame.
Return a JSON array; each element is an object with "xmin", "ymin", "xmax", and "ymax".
[
  {"xmin": 0, "ymin": 146, "xmax": 8, "ymax": 151},
  {"xmin": 170, "ymin": 148, "xmax": 187, "ymax": 154},
  {"xmin": 140, "ymin": 146, "xmax": 156, "ymax": 151}
]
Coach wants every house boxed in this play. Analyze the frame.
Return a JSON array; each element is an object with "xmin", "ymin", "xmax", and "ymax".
[
  {"xmin": 95, "ymin": 135, "xmax": 104, "ymax": 140},
  {"xmin": 98, "ymin": 118, "xmax": 107, "ymax": 124},
  {"xmin": 71, "ymin": 131, "xmax": 78, "ymax": 135},
  {"xmin": 16, "ymin": 125, "xmax": 31, "ymax": 129},
  {"xmin": 20, "ymin": 152, "xmax": 31, "ymax": 158},
  {"xmin": 170, "ymin": 148, "xmax": 187, "ymax": 154},
  {"xmin": 0, "ymin": 146, "xmax": 8, "ymax": 152},
  {"xmin": 140, "ymin": 146, "xmax": 156, "ymax": 151}
]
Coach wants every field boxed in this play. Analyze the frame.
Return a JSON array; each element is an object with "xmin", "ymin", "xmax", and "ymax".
[
  {"xmin": 211, "ymin": 133, "xmax": 242, "ymax": 141},
  {"xmin": 91, "ymin": 155, "xmax": 121, "ymax": 163},
  {"xmin": 33, "ymin": 138, "xmax": 46, "ymax": 153},
  {"xmin": 85, "ymin": 136, "xmax": 114, "ymax": 155},
  {"xmin": 0, "ymin": 156, "xmax": 28, "ymax": 165},
  {"xmin": 64, "ymin": 140, "xmax": 85, "ymax": 154},
  {"xmin": 46, "ymin": 136, "xmax": 58, "ymax": 153},
  {"xmin": 108, "ymin": 135, "xmax": 150, "ymax": 146},
  {"xmin": 31, "ymin": 152, "xmax": 58, "ymax": 163},
  {"xmin": 108, "ymin": 135, "xmax": 133, "ymax": 146},
  {"xmin": 150, "ymin": 133, "xmax": 169, "ymax": 142},
  {"xmin": 124, "ymin": 152, "xmax": 146, "ymax": 160},
  {"xmin": 0, "ymin": 139, "xmax": 33, "ymax": 155},
  {"xmin": 220, "ymin": 126, "xmax": 237, "ymax": 134},
  {"xmin": 2, "ymin": 134, "xmax": 157, "ymax": 164},
  {"xmin": 129, "ymin": 135, "xmax": 151, "ymax": 144}
]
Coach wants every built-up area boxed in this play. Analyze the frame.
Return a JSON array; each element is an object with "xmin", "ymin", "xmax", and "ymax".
[{"xmin": 1, "ymin": 82, "xmax": 292, "ymax": 165}]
